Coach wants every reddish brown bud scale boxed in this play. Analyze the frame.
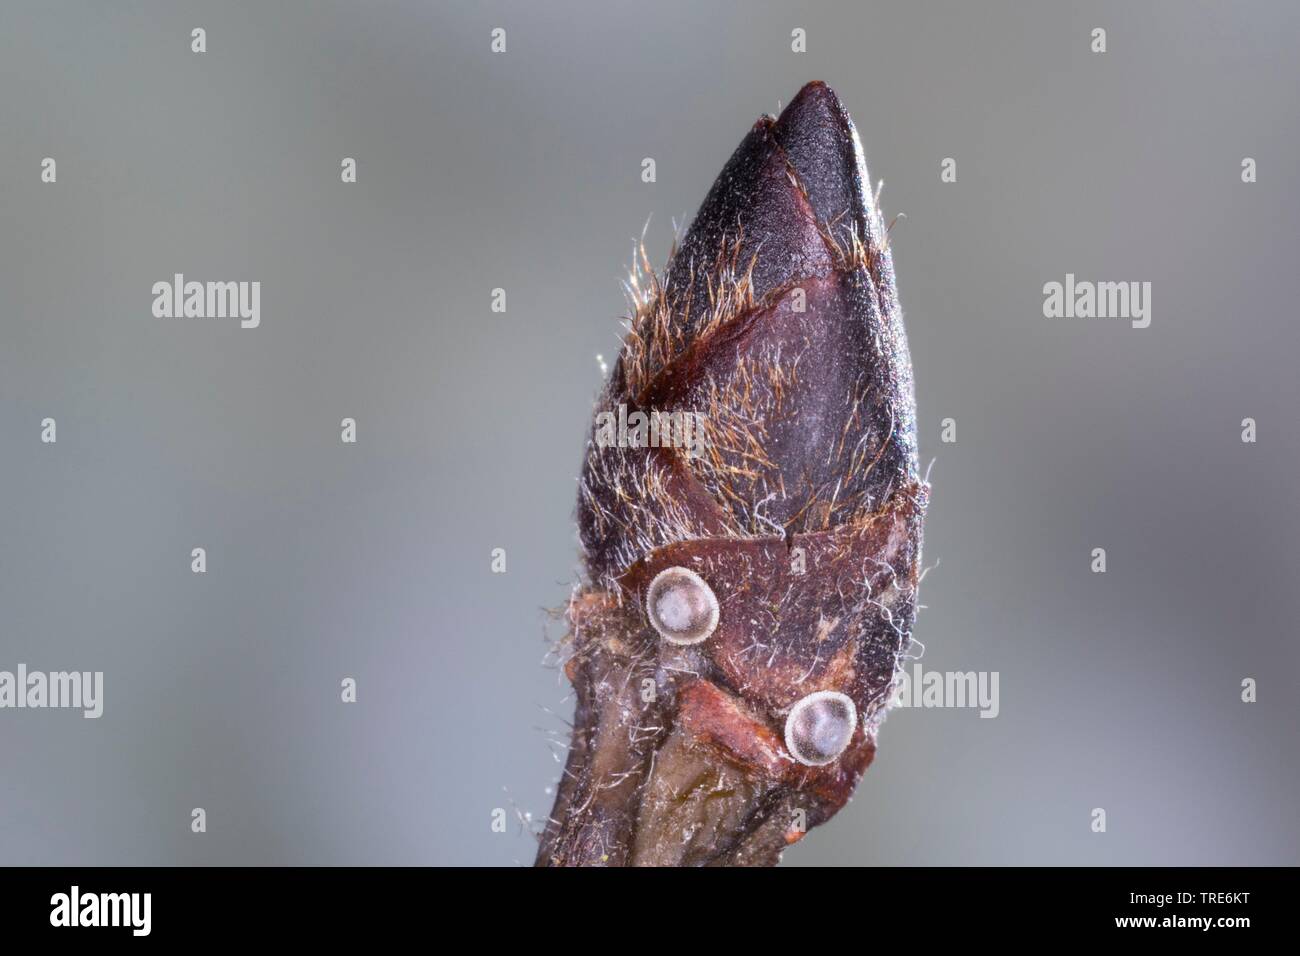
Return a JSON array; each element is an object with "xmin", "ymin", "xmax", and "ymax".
[{"xmin": 540, "ymin": 81, "xmax": 927, "ymax": 867}]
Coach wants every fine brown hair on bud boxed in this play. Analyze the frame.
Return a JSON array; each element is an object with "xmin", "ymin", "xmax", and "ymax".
[{"xmin": 539, "ymin": 81, "xmax": 928, "ymax": 867}]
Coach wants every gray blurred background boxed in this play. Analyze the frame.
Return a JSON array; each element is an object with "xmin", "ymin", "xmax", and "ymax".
[{"xmin": 1, "ymin": 1, "xmax": 1297, "ymax": 866}]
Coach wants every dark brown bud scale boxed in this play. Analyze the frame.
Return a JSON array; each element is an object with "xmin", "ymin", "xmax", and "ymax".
[{"xmin": 541, "ymin": 81, "xmax": 928, "ymax": 867}]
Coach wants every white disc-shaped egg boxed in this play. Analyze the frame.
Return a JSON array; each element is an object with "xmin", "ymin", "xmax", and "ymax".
[
  {"xmin": 784, "ymin": 690, "xmax": 858, "ymax": 766},
  {"xmin": 645, "ymin": 566, "xmax": 719, "ymax": 645}
]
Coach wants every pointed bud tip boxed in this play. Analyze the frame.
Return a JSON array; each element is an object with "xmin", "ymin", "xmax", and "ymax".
[{"xmin": 774, "ymin": 81, "xmax": 873, "ymax": 245}]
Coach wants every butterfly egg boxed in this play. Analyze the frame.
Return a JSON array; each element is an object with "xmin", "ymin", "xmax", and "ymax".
[
  {"xmin": 645, "ymin": 567, "xmax": 719, "ymax": 645},
  {"xmin": 784, "ymin": 691, "xmax": 858, "ymax": 766}
]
